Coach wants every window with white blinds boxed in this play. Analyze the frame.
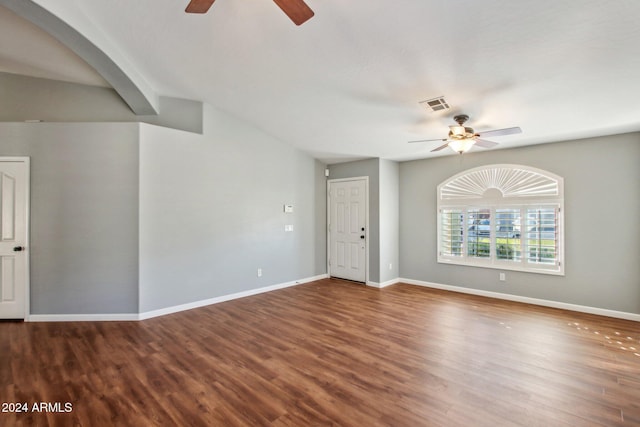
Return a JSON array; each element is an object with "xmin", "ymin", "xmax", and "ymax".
[
  {"xmin": 496, "ymin": 208, "xmax": 522, "ymax": 262},
  {"xmin": 526, "ymin": 207, "xmax": 558, "ymax": 265},
  {"xmin": 440, "ymin": 209, "xmax": 464, "ymax": 257},
  {"xmin": 437, "ymin": 165, "xmax": 564, "ymax": 275},
  {"xmin": 467, "ymin": 209, "xmax": 491, "ymax": 258}
]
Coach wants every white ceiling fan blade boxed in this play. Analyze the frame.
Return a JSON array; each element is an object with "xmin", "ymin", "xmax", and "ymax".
[
  {"xmin": 478, "ymin": 127, "xmax": 522, "ymax": 138},
  {"xmin": 408, "ymin": 138, "xmax": 447, "ymax": 144},
  {"xmin": 431, "ymin": 142, "xmax": 451, "ymax": 152},
  {"xmin": 475, "ymin": 138, "xmax": 499, "ymax": 148}
]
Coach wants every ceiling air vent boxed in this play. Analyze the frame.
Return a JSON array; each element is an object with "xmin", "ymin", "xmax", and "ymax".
[{"xmin": 420, "ymin": 96, "xmax": 450, "ymax": 112}]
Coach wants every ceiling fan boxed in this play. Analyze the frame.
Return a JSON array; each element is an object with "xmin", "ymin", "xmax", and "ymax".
[
  {"xmin": 409, "ymin": 114, "xmax": 522, "ymax": 154},
  {"xmin": 185, "ymin": 0, "xmax": 314, "ymax": 26}
]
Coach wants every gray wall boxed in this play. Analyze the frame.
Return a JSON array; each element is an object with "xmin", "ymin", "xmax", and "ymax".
[
  {"xmin": 379, "ymin": 159, "xmax": 399, "ymax": 283},
  {"xmin": 0, "ymin": 122, "xmax": 139, "ymax": 314},
  {"xmin": 0, "ymin": 72, "xmax": 203, "ymax": 133},
  {"xmin": 1, "ymin": 76, "xmax": 327, "ymax": 316},
  {"xmin": 138, "ymin": 105, "xmax": 327, "ymax": 312},
  {"xmin": 399, "ymin": 132, "xmax": 640, "ymax": 314},
  {"xmin": 0, "ymin": 114, "xmax": 327, "ymax": 316},
  {"xmin": 314, "ymin": 161, "xmax": 328, "ymax": 275}
]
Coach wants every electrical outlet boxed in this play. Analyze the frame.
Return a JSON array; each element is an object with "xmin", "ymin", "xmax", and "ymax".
[
  {"xmin": 499, "ymin": 272, "xmax": 506, "ymax": 281},
  {"xmin": 257, "ymin": 268, "xmax": 262, "ymax": 277}
]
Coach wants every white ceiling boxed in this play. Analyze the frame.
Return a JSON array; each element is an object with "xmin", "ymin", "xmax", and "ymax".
[{"xmin": 2, "ymin": 0, "xmax": 640, "ymax": 163}]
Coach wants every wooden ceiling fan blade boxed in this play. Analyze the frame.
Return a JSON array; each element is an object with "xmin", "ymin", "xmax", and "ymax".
[
  {"xmin": 474, "ymin": 138, "xmax": 499, "ymax": 148},
  {"xmin": 408, "ymin": 138, "xmax": 447, "ymax": 144},
  {"xmin": 478, "ymin": 127, "xmax": 522, "ymax": 138},
  {"xmin": 272, "ymin": 0, "xmax": 315, "ymax": 25},
  {"xmin": 185, "ymin": 0, "xmax": 216, "ymax": 14},
  {"xmin": 431, "ymin": 142, "xmax": 451, "ymax": 152}
]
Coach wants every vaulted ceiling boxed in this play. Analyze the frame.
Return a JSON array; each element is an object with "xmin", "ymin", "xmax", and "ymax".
[{"xmin": 2, "ymin": 0, "xmax": 640, "ymax": 162}]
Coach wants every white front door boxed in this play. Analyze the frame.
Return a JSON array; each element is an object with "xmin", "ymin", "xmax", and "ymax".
[
  {"xmin": 0, "ymin": 158, "xmax": 29, "ymax": 319},
  {"xmin": 328, "ymin": 178, "xmax": 367, "ymax": 282}
]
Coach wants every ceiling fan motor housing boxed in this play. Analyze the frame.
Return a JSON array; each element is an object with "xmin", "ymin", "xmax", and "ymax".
[
  {"xmin": 453, "ymin": 114, "xmax": 470, "ymax": 126},
  {"xmin": 449, "ymin": 114, "xmax": 476, "ymax": 139}
]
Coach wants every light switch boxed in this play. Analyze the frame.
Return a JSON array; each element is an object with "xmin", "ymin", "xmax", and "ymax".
[
  {"xmin": 285, "ymin": 224, "xmax": 294, "ymax": 232},
  {"xmin": 284, "ymin": 205, "xmax": 294, "ymax": 213}
]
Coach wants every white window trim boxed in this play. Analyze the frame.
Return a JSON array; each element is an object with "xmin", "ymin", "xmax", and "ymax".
[{"xmin": 437, "ymin": 164, "xmax": 565, "ymax": 276}]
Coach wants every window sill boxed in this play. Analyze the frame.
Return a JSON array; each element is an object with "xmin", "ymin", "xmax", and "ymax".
[{"xmin": 437, "ymin": 257, "xmax": 565, "ymax": 276}]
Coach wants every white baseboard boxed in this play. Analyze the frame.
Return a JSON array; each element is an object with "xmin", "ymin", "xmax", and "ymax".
[
  {"xmin": 400, "ymin": 278, "xmax": 640, "ymax": 322},
  {"xmin": 366, "ymin": 278, "xmax": 400, "ymax": 288},
  {"xmin": 138, "ymin": 274, "xmax": 329, "ymax": 320},
  {"xmin": 28, "ymin": 275, "xmax": 636, "ymax": 323},
  {"xmin": 28, "ymin": 313, "xmax": 139, "ymax": 322},
  {"xmin": 27, "ymin": 274, "xmax": 329, "ymax": 322}
]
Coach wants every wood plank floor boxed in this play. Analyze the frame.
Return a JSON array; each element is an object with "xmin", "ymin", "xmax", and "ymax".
[{"xmin": 1, "ymin": 278, "xmax": 640, "ymax": 426}]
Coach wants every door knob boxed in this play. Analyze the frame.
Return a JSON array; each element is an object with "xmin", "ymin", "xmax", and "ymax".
[{"xmin": 13, "ymin": 246, "xmax": 24, "ymax": 252}]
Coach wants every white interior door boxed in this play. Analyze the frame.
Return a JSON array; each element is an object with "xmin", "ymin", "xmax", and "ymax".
[
  {"xmin": 328, "ymin": 178, "xmax": 367, "ymax": 282},
  {"xmin": 0, "ymin": 158, "xmax": 29, "ymax": 319}
]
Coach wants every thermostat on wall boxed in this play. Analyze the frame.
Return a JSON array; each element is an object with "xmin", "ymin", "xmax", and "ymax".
[{"xmin": 284, "ymin": 205, "xmax": 294, "ymax": 213}]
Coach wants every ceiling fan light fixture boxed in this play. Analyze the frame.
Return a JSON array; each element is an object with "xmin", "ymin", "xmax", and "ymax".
[
  {"xmin": 448, "ymin": 139, "xmax": 476, "ymax": 154},
  {"xmin": 449, "ymin": 125, "xmax": 466, "ymax": 137}
]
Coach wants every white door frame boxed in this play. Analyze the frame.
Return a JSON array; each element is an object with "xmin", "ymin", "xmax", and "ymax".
[
  {"xmin": 0, "ymin": 157, "xmax": 30, "ymax": 320},
  {"xmin": 327, "ymin": 176, "xmax": 369, "ymax": 283}
]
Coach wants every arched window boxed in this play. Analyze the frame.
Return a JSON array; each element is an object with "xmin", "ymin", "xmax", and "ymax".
[{"xmin": 437, "ymin": 164, "xmax": 564, "ymax": 275}]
